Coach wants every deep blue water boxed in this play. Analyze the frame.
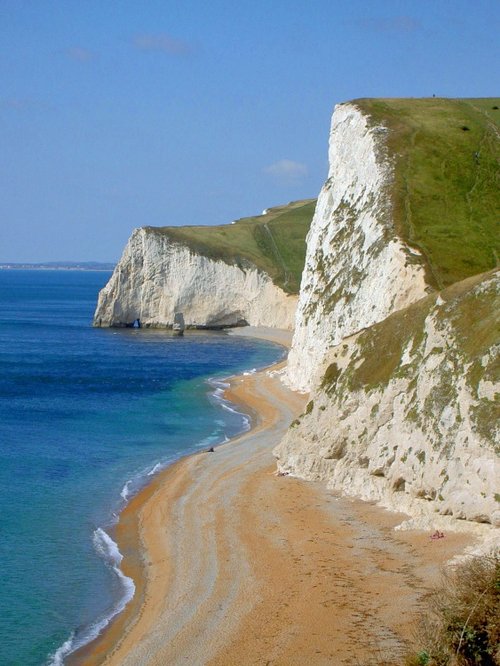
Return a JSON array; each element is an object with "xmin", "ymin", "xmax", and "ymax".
[{"xmin": 0, "ymin": 270, "xmax": 284, "ymax": 666}]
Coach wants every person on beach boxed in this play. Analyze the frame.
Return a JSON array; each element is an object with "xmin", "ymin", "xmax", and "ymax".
[{"xmin": 430, "ymin": 530, "xmax": 445, "ymax": 540}]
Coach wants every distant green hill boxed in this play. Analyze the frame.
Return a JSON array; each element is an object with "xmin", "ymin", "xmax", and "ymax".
[
  {"xmin": 146, "ymin": 199, "xmax": 316, "ymax": 294},
  {"xmin": 353, "ymin": 97, "xmax": 500, "ymax": 289}
]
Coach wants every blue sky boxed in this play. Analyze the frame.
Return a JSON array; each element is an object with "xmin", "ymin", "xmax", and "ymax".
[{"xmin": 1, "ymin": 0, "xmax": 498, "ymax": 262}]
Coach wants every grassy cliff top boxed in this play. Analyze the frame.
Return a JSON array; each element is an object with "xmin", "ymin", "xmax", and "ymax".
[
  {"xmin": 352, "ymin": 97, "xmax": 500, "ymax": 289},
  {"xmin": 146, "ymin": 199, "xmax": 316, "ymax": 294}
]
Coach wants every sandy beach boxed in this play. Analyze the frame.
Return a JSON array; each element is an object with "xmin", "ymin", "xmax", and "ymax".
[{"xmin": 69, "ymin": 327, "xmax": 475, "ymax": 666}]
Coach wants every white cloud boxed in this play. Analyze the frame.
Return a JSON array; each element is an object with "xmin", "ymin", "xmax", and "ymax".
[
  {"xmin": 132, "ymin": 33, "xmax": 192, "ymax": 55},
  {"xmin": 264, "ymin": 159, "xmax": 308, "ymax": 184}
]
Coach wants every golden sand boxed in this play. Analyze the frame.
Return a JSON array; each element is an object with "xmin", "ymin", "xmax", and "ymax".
[{"xmin": 69, "ymin": 331, "xmax": 474, "ymax": 665}]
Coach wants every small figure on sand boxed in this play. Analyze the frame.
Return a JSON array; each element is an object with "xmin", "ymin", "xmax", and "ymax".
[
  {"xmin": 206, "ymin": 447, "xmax": 215, "ymax": 453},
  {"xmin": 430, "ymin": 530, "xmax": 445, "ymax": 540}
]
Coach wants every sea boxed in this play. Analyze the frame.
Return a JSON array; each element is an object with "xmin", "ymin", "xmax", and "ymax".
[{"xmin": 0, "ymin": 269, "xmax": 285, "ymax": 666}]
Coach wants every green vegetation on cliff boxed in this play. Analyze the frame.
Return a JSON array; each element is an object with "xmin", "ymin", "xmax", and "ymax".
[
  {"xmin": 320, "ymin": 268, "xmax": 499, "ymax": 452},
  {"xmin": 404, "ymin": 553, "xmax": 500, "ymax": 666},
  {"xmin": 146, "ymin": 199, "xmax": 316, "ymax": 294},
  {"xmin": 323, "ymin": 269, "xmax": 499, "ymax": 393},
  {"xmin": 353, "ymin": 97, "xmax": 500, "ymax": 289}
]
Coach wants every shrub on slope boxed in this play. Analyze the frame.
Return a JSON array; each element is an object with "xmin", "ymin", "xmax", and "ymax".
[{"xmin": 405, "ymin": 552, "xmax": 500, "ymax": 666}]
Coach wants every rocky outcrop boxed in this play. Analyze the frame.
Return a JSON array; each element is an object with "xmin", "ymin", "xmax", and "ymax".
[
  {"xmin": 93, "ymin": 227, "xmax": 297, "ymax": 329},
  {"xmin": 286, "ymin": 103, "xmax": 428, "ymax": 392},
  {"xmin": 275, "ymin": 270, "xmax": 500, "ymax": 528}
]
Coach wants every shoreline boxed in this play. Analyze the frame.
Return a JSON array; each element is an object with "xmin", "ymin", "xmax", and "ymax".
[
  {"xmin": 66, "ymin": 328, "xmax": 294, "ymax": 665},
  {"xmin": 68, "ymin": 326, "xmax": 477, "ymax": 665}
]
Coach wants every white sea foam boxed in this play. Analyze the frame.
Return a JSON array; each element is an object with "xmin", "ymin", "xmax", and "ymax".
[
  {"xmin": 93, "ymin": 527, "xmax": 123, "ymax": 565},
  {"xmin": 148, "ymin": 462, "xmax": 162, "ymax": 476},
  {"xmin": 243, "ymin": 367, "xmax": 257, "ymax": 376},
  {"xmin": 208, "ymin": 378, "xmax": 230, "ymax": 390},
  {"xmin": 207, "ymin": 376, "xmax": 252, "ymax": 435},
  {"xmin": 120, "ymin": 480, "xmax": 131, "ymax": 501},
  {"xmin": 47, "ymin": 529, "xmax": 135, "ymax": 665},
  {"xmin": 47, "ymin": 631, "xmax": 75, "ymax": 665},
  {"xmin": 220, "ymin": 401, "xmax": 248, "ymax": 419},
  {"xmin": 219, "ymin": 402, "xmax": 251, "ymax": 430}
]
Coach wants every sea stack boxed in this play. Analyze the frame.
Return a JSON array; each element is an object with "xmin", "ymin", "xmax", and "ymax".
[{"xmin": 172, "ymin": 312, "xmax": 185, "ymax": 336}]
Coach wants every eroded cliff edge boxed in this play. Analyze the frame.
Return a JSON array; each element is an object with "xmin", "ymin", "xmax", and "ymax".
[
  {"xmin": 276, "ymin": 269, "xmax": 499, "ymax": 528},
  {"xmin": 286, "ymin": 103, "xmax": 428, "ymax": 391},
  {"xmin": 278, "ymin": 98, "xmax": 500, "ymax": 533},
  {"xmin": 94, "ymin": 200, "xmax": 315, "ymax": 330}
]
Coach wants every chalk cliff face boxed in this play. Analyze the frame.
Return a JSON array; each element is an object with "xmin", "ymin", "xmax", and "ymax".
[
  {"xmin": 275, "ymin": 270, "xmax": 500, "ymax": 528},
  {"xmin": 287, "ymin": 104, "xmax": 428, "ymax": 392},
  {"xmin": 276, "ymin": 99, "xmax": 499, "ymax": 536},
  {"xmin": 93, "ymin": 227, "xmax": 297, "ymax": 329}
]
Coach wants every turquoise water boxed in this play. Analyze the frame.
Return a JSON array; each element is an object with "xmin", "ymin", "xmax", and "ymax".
[{"xmin": 0, "ymin": 270, "xmax": 284, "ymax": 665}]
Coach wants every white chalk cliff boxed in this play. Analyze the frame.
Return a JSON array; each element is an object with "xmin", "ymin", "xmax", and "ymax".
[
  {"xmin": 275, "ymin": 270, "xmax": 500, "ymax": 530},
  {"xmin": 93, "ymin": 227, "xmax": 297, "ymax": 329},
  {"xmin": 275, "ymin": 100, "xmax": 499, "ymax": 537},
  {"xmin": 287, "ymin": 103, "xmax": 428, "ymax": 392}
]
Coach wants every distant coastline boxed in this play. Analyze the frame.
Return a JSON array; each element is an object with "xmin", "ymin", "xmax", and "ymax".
[{"xmin": 0, "ymin": 262, "xmax": 115, "ymax": 271}]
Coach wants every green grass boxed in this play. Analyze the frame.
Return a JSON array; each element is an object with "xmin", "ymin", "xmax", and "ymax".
[
  {"xmin": 352, "ymin": 97, "xmax": 500, "ymax": 288},
  {"xmin": 146, "ymin": 199, "xmax": 316, "ymax": 294},
  {"xmin": 322, "ymin": 268, "xmax": 499, "ymax": 396},
  {"xmin": 404, "ymin": 552, "xmax": 500, "ymax": 666}
]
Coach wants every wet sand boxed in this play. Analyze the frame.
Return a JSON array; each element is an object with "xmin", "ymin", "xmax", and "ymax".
[{"xmin": 70, "ymin": 329, "xmax": 474, "ymax": 665}]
